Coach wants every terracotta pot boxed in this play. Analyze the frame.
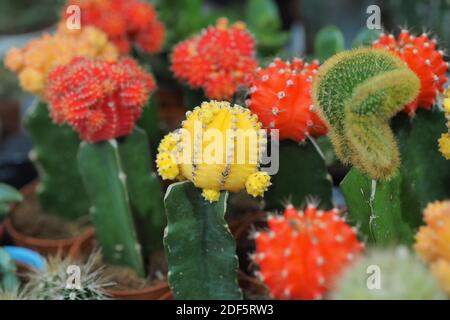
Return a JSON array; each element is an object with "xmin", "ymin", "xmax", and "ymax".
[{"xmin": 5, "ymin": 181, "xmax": 94, "ymax": 257}]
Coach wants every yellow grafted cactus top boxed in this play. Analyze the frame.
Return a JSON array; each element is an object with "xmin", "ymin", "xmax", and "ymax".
[
  {"xmin": 156, "ymin": 101, "xmax": 271, "ymax": 202},
  {"xmin": 439, "ymin": 88, "xmax": 450, "ymax": 160},
  {"xmin": 4, "ymin": 24, "xmax": 118, "ymax": 96},
  {"xmin": 415, "ymin": 201, "xmax": 450, "ymax": 295}
]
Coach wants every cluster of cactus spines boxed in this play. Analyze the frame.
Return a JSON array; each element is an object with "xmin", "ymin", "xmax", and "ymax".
[
  {"xmin": 65, "ymin": 0, "xmax": 165, "ymax": 54},
  {"xmin": 171, "ymin": 18, "xmax": 257, "ymax": 100},
  {"xmin": 414, "ymin": 201, "xmax": 450, "ymax": 296},
  {"xmin": 252, "ymin": 204, "xmax": 364, "ymax": 300},
  {"xmin": 247, "ymin": 58, "xmax": 327, "ymax": 142},
  {"xmin": 331, "ymin": 247, "xmax": 446, "ymax": 300},
  {"xmin": 25, "ymin": 251, "xmax": 112, "ymax": 300},
  {"xmin": 312, "ymin": 48, "xmax": 420, "ymax": 180},
  {"xmin": 438, "ymin": 88, "xmax": 450, "ymax": 160},
  {"xmin": 4, "ymin": 24, "xmax": 118, "ymax": 96},
  {"xmin": 372, "ymin": 30, "xmax": 448, "ymax": 115},
  {"xmin": 45, "ymin": 57, "xmax": 156, "ymax": 143},
  {"xmin": 156, "ymin": 101, "xmax": 271, "ymax": 202}
]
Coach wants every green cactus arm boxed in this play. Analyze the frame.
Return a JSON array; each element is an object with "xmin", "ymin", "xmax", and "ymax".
[
  {"xmin": 340, "ymin": 168, "xmax": 413, "ymax": 245},
  {"xmin": 0, "ymin": 248, "xmax": 19, "ymax": 291},
  {"xmin": 117, "ymin": 127, "xmax": 165, "ymax": 259},
  {"xmin": 314, "ymin": 25, "xmax": 345, "ymax": 62},
  {"xmin": 25, "ymin": 99, "xmax": 90, "ymax": 220},
  {"xmin": 264, "ymin": 140, "xmax": 333, "ymax": 210},
  {"xmin": 312, "ymin": 48, "xmax": 420, "ymax": 180},
  {"xmin": 78, "ymin": 141, "xmax": 144, "ymax": 277},
  {"xmin": 164, "ymin": 181, "xmax": 242, "ymax": 300}
]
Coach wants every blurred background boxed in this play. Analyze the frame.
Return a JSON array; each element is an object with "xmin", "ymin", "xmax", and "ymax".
[{"xmin": 0, "ymin": 0, "xmax": 449, "ymax": 189}]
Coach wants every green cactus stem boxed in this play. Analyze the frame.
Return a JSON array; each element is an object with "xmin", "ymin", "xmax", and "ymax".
[
  {"xmin": 78, "ymin": 140, "xmax": 144, "ymax": 277},
  {"xmin": 164, "ymin": 181, "xmax": 242, "ymax": 300},
  {"xmin": 137, "ymin": 96, "xmax": 162, "ymax": 153},
  {"xmin": 312, "ymin": 48, "xmax": 420, "ymax": 180},
  {"xmin": 25, "ymin": 99, "xmax": 90, "ymax": 220},
  {"xmin": 117, "ymin": 128, "xmax": 165, "ymax": 259},
  {"xmin": 264, "ymin": 140, "xmax": 333, "ymax": 210},
  {"xmin": 314, "ymin": 25, "xmax": 345, "ymax": 62}
]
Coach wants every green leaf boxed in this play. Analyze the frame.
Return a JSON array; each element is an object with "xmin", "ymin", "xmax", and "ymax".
[
  {"xmin": 264, "ymin": 140, "xmax": 333, "ymax": 211},
  {"xmin": 341, "ymin": 168, "xmax": 414, "ymax": 245},
  {"xmin": 164, "ymin": 181, "xmax": 242, "ymax": 300},
  {"xmin": 0, "ymin": 183, "xmax": 22, "ymax": 204},
  {"xmin": 314, "ymin": 25, "xmax": 345, "ymax": 62}
]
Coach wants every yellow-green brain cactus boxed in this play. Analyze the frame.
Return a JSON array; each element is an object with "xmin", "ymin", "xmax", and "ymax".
[
  {"xmin": 156, "ymin": 101, "xmax": 271, "ymax": 202},
  {"xmin": 312, "ymin": 48, "xmax": 420, "ymax": 180}
]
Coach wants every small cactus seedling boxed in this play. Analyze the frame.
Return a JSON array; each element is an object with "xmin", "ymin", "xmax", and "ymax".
[
  {"xmin": 312, "ymin": 48, "xmax": 420, "ymax": 180},
  {"xmin": 372, "ymin": 30, "xmax": 448, "ymax": 115},
  {"xmin": 247, "ymin": 58, "xmax": 327, "ymax": 142},
  {"xmin": 156, "ymin": 101, "xmax": 271, "ymax": 202},
  {"xmin": 415, "ymin": 201, "xmax": 450, "ymax": 296},
  {"xmin": 253, "ymin": 205, "xmax": 363, "ymax": 300},
  {"xmin": 171, "ymin": 18, "xmax": 257, "ymax": 100},
  {"xmin": 331, "ymin": 247, "xmax": 446, "ymax": 300},
  {"xmin": 65, "ymin": 0, "xmax": 165, "ymax": 54}
]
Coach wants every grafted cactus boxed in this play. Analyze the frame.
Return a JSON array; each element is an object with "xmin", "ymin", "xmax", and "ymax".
[{"xmin": 312, "ymin": 48, "xmax": 420, "ymax": 180}]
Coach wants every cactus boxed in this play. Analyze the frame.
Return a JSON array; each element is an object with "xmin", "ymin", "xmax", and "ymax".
[
  {"xmin": 156, "ymin": 101, "xmax": 271, "ymax": 202},
  {"xmin": 352, "ymin": 28, "xmax": 382, "ymax": 48},
  {"xmin": 331, "ymin": 247, "xmax": 446, "ymax": 300},
  {"xmin": 253, "ymin": 205, "xmax": 363, "ymax": 300},
  {"xmin": 164, "ymin": 181, "xmax": 242, "ymax": 299},
  {"xmin": 314, "ymin": 25, "xmax": 345, "ymax": 62},
  {"xmin": 25, "ymin": 100, "xmax": 91, "ymax": 220},
  {"xmin": 171, "ymin": 18, "xmax": 257, "ymax": 100},
  {"xmin": 0, "ymin": 248, "xmax": 19, "ymax": 292},
  {"xmin": 438, "ymin": 88, "xmax": 450, "ymax": 160},
  {"xmin": 372, "ymin": 30, "xmax": 448, "ymax": 115},
  {"xmin": 312, "ymin": 48, "xmax": 420, "ymax": 180},
  {"xmin": 415, "ymin": 201, "xmax": 450, "ymax": 296},
  {"xmin": 64, "ymin": 0, "xmax": 165, "ymax": 55}
]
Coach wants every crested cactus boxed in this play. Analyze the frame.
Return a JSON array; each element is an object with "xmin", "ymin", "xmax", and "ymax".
[
  {"xmin": 312, "ymin": 48, "xmax": 420, "ymax": 180},
  {"xmin": 331, "ymin": 247, "xmax": 446, "ymax": 300},
  {"xmin": 415, "ymin": 201, "xmax": 450, "ymax": 296},
  {"xmin": 164, "ymin": 181, "xmax": 242, "ymax": 299},
  {"xmin": 253, "ymin": 205, "xmax": 364, "ymax": 300},
  {"xmin": 46, "ymin": 56, "xmax": 163, "ymax": 277},
  {"xmin": 156, "ymin": 100, "xmax": 271, "ymax": 203}
]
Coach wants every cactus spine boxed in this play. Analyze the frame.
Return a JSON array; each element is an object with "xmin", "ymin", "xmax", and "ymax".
[
  {"xmin": 25, "ymin": 99, "xmax": 90, "ymax": 220},
  {"xmin": 164, "ymin": 181, "xmax": 242, "ymax": 299},
  {"xmin": 312, "ymin": 48, "xmax": 420, "ymax": 180}
]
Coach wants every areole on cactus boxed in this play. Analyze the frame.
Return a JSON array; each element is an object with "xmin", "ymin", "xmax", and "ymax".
[
  {"xmin": 253, "ymin": 205, "xmax": 364, "ymax": 300},
  {"xmin": 247, "ymin": 57, "xmax": 327, "ymax": 142},
  {"xmin": 372, "ymin": 30, "xmax": 448, "ymax": 115},
  {"xmin": 156, "ymin": 100, "xmax": 271, "ymax": 202},
  {"xmin": 312, "ymin": 48, "xmax": 420, "ymax": 180}
]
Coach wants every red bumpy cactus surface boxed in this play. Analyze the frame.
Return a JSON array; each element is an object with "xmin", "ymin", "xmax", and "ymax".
[
  {"xmin": 254, "ymin": 205, "xmax": 364, "ymax": 300},
  {"xmin": 65, "ymin": 0, "xmax": 165, "ymax": 54},
  {"xmin": 247, "ymin": 58, "xmax": 327, "ymax": 142},
  {"xmin": 372, "ymin": 30, "xmax": 448, "ymax": 115},
  {"xmin": 171, "ymin": 18, "xmax": 257, "ymax": 100},
  {"xmin": 46, "ymin": 57, "xmax": 156, "ymax": 143}
]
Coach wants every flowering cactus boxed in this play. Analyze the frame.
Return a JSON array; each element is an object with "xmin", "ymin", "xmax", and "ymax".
[
  {"xmin": 253, "ymin": 205, "xmax": 363, "ymax": 300},
  {"xmin": 415, "ymin": 201, "xmax": 450, "ymax": 296},
  {"xmin": 46, "ymin": 57, "xmax": 156, "ymax": 143},
  {"xmin": 331, "ymin": 247, "xmax": 446, "ymax": 299},
  {"xmin": 65, "ymin": 0, "xmax": 165, "ymax": 54},
  {"xmin": 312, "ymin": 48, "xmax": 420, "ymax": 180},
  {"xmin": 156, "ymin": 101, "xmax": 271, "ymax": 202},
  {"xmin": 171, "ymin": 18, "xmax": 257, "ymax": 100},
  {"xmin": 247, "ymin": 58, "xmax": 327, "ymax": 142},
  {"xmin": 439, "ymin": 88, "xmax": 450, "ymax": 160},
  {"xmin": 372, "ymin": 30, "xmax": 448, "ymax": 115},
  {"xmin": 4, "ymin": 24, "xmax": 118, "ymax": 96}
]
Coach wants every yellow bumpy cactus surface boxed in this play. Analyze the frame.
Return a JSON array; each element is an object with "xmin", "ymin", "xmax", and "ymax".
[
  {"xmin": 156, "ymin": 101, "xmax": 271, "ymax": 202},
  {"xmin": 415, "ymin": 201, "xmax": 450, "ymax": 296},
  {"xmin": 4, "ymin": 24, "xmax": 118, "ymax": 96},
  {"xmin": 439, "ymin": 88, "xmax": 450, "ymax": 160}
]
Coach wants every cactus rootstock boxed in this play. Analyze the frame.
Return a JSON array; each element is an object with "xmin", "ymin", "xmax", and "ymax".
[
  {"xmin": 253, "ymin": 205, "xmax": 363, "ymax": 300},
  {"xmin": 372, "ymin": 30, "xmax": 448, "ymax": 115},
  {"xmin": 247, "ymin": 58, "xmax": 327, "ymax": 142},
  {"xmin": 171, "ymin": 18, "xmax": 257, "ymax": 100},
  {"xmin": 46, "ymin": 57, "xmax": 155, "ymax": 143},
  {"xmin": 312, "ymin": 48, "xmax": 420, "ymax": 180}
]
